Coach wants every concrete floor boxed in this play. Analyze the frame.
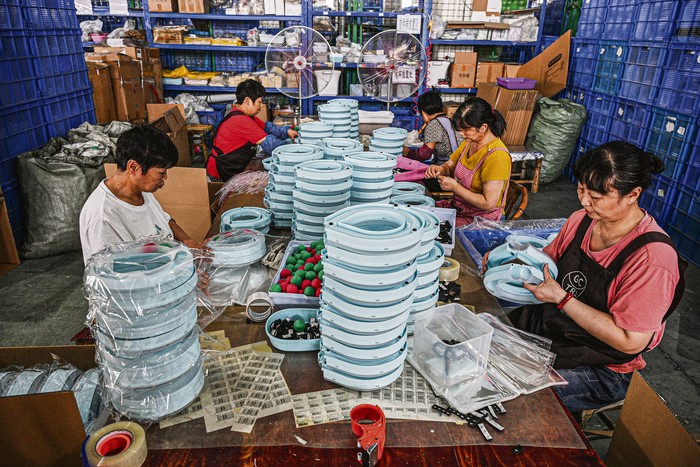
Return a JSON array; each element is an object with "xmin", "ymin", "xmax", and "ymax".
[{"xmin": 0, "ymin": 176, "xmax": 697, "ymax": 460}]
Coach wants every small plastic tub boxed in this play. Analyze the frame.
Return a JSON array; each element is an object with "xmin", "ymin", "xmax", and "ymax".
[{"xmin": 266, "ymin": 308, "xmax": 321, "ymax": 352}]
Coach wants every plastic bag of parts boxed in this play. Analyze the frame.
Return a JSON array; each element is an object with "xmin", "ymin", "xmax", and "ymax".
[
  {"xmin": 0, "ymin": 358, "xmax": 106, "ymax": 434},
  {"xmin": 525, "ymin": 97, "xmax": 588, "ymax": 184},
  {"xmin": 216, "ymin": 171, "xmax": 269, "ymax": 203},
  {"xmin": 80, "ymin": 19, "xmax": 103, "ymax": 41},
  {"xmin": 507, "ymin": 17, "xmax": 539, "ymax": 42},
  {"xmin": 430, "ymin": 15, "xmax": 446, "ymax": 39},
  {"xmin": 83, "ymin": 239, "xmax": 224, "ymax": 421},
  {"xmin": 412, "ymin": 304, "xmax": 493, "ymax": 403}
]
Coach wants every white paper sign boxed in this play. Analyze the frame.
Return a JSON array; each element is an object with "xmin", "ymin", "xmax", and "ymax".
[
  {"xmin": 394, "ymin": 66, "xmax": 416, "ymax": 84},
  {"xmin": 397, "ymin": 14, "xmax": 422, "ymax": 34},
  {"xmin": 109, "ymin": 0, "xmax": 129, "ymax": 15},
  {"xmin": 75, "ymin": 0, "xmax": 93, "ymax": 15}
]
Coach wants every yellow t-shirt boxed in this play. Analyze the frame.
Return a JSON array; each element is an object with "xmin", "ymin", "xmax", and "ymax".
[{"xmin": 448, "ymin": 138, "xmax": 511, "ymax": 207}]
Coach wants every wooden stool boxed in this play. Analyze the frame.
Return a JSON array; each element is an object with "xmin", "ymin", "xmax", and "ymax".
[
  {"xmin": 187, "ymin": 124, "xmax": 213, "ymax": 166},
  {"xmin": 509, "ymin": 146, "xmax": 544, "ymax": 193},
  {"xmin": 580, "ymin": 399, "xmax": 625, "ymax": 440}
]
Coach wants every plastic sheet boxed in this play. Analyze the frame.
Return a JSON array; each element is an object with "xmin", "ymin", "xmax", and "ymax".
[{"xmin": 216, "ymin": 171, "xmax": 269, "ymax": 204}]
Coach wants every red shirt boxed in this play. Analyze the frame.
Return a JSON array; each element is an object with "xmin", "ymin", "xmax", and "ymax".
[
  {"xmin": 544, "ymin": 209, "xmax": 679, "ymax": 373},
  {"xmin": 207, "ymin": 113, "xmax": 268, "ymax": 179}
]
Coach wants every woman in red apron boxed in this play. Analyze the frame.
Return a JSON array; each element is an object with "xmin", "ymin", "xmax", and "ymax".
[{"xmin": 425, "ymin": 98, "xmax": 511, "ymax": 227}]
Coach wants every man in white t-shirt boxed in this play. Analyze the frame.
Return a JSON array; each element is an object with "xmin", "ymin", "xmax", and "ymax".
[{"xmin": 80, "ymin": 125, "xmax": 204, "ymax": 263}]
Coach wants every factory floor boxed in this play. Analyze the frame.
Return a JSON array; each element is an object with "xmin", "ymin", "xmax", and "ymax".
[{"xmin": 0, "ymin": 176, "xmax": 697, "ymax": 460}]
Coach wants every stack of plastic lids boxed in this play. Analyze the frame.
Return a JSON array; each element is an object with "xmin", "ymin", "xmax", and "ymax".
[
  {"xmin": 292, "ymin": 160, "xmax": 353, "ymax": 241},
  {"xmin": 84, "ymin": 241, "xmax": 204, "ymax": 420},
  {"xmin": 401, "ymin": 207, "xmax": 443, "ymax": 334},
  {"xmin": 328, "ymin": 98, "xmax": 359, "ymax": 139},
  {"xmin": 369, "ymin": 127, "xmax": 407, "ymax": 156},
  {"xmin": 318, "ymin": 205, "xmax": 424, "ymax": 391},
  {"xmin": 220, "ymin": 207, "xmax": 272, "ymax": 234},
  {"xmin": 392, "ymin": 182, "xmax": 426, "ymax": 196},
  {"xmin": 343, "ymin": 151, "xmax": 396, "ymax": 205},
  {"xmin": 390, "ymin": 193, "xmax": 436, "ymax": 207},
  {"xmin": 265, "ymin": 144, "xmax": 324, "ymax": 228},
  {"xmin": 318, "ymin": 103, "xmax": 352, "ymax": 138},
  {"xmin": 298, "ymin": 121, "xmax": 334, "ymax": 145},
  {"xmin": 207, "ymin": 229, "xmax": 267, "ymax": 267},
  {"xmin": 0, "ymin": 367, "xmax": 103, "ymax": 430},
  {"xmin": 318, "ymin": 138, "xmax": 363, "ymax": 161}
]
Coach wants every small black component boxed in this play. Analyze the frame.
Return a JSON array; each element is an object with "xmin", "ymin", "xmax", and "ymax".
[{"xmin": 512, "ymin": 445, "xmax": 524, "ymax": 454}]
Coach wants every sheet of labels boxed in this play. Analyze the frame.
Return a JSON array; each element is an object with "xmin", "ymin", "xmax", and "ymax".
[
  {"xmin": 258, "ymin": 372, "xmax": 294, "ymax": 419},
  {"xmin": 292, "ymin": 388, "xmax": 358, "ymax": 428}
]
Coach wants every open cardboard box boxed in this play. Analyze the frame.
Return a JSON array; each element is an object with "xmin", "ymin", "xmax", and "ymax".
[
  {"xmin": 0, "ymin": 185, "xmax": 20, "ymax": 275},
  {"xmin": 0, "ymin": 345, "xmax": 97, "ymax": 466},
  {"xmin": 147, "ymin": 104, "xmax": 191, "ymax": 167},
  {"xmin": 516, "ymin": 31, "xmax": 570, "ymax": 98}
]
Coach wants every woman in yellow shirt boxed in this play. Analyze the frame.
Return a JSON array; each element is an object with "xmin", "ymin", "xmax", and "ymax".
[{"xmin": 425, "ymin": 97, "xmax": 511, "ymax": 226}]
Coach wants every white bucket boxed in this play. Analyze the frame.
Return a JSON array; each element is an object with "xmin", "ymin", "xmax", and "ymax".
[{"xmin": 315, "ymin": 70, "xmax": 341, "ymax": 96}]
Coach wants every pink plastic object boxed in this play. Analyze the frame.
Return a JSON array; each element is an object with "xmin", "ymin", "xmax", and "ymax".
[
  {"xmin": 496, "ymin": 77, "xmax": 537, "ymax": 90},
  {"xmin": 89, "ymin": 33, "xmax": 109, "ymax": 42},
  {"xmin": 394, "ymin": 157, "xmax": 429, "ymax": 182}
]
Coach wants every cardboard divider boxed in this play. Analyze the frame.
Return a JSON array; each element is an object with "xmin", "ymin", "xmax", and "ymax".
[{"xmin": 0, "ymin": 185, "xmax": 20, "ymax": 275}]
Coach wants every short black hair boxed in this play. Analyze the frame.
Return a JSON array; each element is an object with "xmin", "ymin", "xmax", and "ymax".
[
  {"xmin": 114, "ymin": 125, "xmax": 178, "ymax": 174},
  {"xmin": 236, "ymin": 79, "xmax": 266, "ymax": 104},
  {"xmin": 417, "ymin": 89, "xmax": 444, "ymax": 115},
  {"xmin": 574, "ymin": 141, "xmax": 664, "ymax": 196},
  {"xmin": 452, "ymin": 97, "xmax": 507, "ymax": 138}
]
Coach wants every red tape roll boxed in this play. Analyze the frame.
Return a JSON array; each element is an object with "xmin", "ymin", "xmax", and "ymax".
[{"xmin": 350, "ymin": 404, "xmax": 386, "ymax": 464}]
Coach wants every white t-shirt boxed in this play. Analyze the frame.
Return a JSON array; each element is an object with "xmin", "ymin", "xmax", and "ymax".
[{"xmin": 79, "ymin": 180, "xmax": 173, "ymax": 263}]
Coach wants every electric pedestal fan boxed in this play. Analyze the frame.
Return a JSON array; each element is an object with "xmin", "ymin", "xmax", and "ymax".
[
  {"xmin": 265, "ymin": 26, "xmax": 335, "ymax": 126},
  {"xmin": 358, "ymin": 30, "xmax": 427, "ymax": 111}
]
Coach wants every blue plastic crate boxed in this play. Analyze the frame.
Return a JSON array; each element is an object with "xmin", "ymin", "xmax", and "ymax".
[
  {"xmin": 601, "ymin": 0, "xmax": 638, "ymax": 40},
  {"xmin": 0, "ymin": 0, "xmax": 26, "ymax": 31},
  {"xmin": 569, "ymin": 38, "xmax": 598, "ymax": 89},
  {"xmin": 644, "ymin": 109, "xmax": 697, "ymax": 180},
  {"xmin": 577, "ymin": 0, "xmax": 608, "ymax": 39},
  {"xmin": 678, "ymin": 130, "xmax": 700, "ymax": 192},
  {"xmin": 562, "ymin": 86, "xmax": 587, "ymax": 106},
  {"xmin": 161, "ymin": 50, "xmax": 212, "ymax": 72},
  {"xmin": 581, "ymin": 93, "xmax": 616, "ymax": 147},
  {"xmin": 213, "ymin": 52, "xmax": 258, "ymax": 73},
  {"xmin": 196, "ymin": 106, "xmax": 226, "ymax": 127},
  {"xmin": 542, "ymin": 0, "xmax": 566, "ymax": 36},
  {"xmin": 673, "ymin": 0, "xmax": 700, "ymax": 44},
  {"xmin": 633, "ymin": 0, "xmax": 680, "ymax": 41},
  {"xmin": 657, "ymin": 45, "xmax": 700, "ymax": 116},
  {"xmin": 1, "ymin": 181, "xmax": 24, "ymax": 247},
  {"xmin": 619, "ymin": 42, "xmax": 665, "ymax": 106},
  {"xmin": 608, "ymin": 99, "xmax": 652, "ymax": 148},
  {"xmin": 212, "ymin": 20, "xmax": 258, "ymax": 38},
  {"xmin": 592, "ymin": 41, "xmax": 628, "ymax": 95},
  {"xmin": 0, "ymin": 32, "xmax": 41, "ymax": 109},
  {"xmin": 563, "ymin": 138, "xmax": 592, "ymax": 182},
  {"xmin": 667, "ymin": 184, "xmax": 699, "ymax": 267},
  {"xmin": 22, "ymin": 0, "xmax": 80, "ymax": 30},
  {"xmin": 42, "ymin": 89, "xmax": 96, "ymax": 139},
  {"xmin": 0, "ymin": 102, "xmax": 48, "ymax": 156},
  {"xmin": 639, "ymin": 175, "xmax": 678, "ymax": 227}
]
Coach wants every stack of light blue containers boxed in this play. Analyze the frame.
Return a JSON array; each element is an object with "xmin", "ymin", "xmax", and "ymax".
[
  {"xmin": 343, "ymin": 151, "xmax": 396, "ymax": 205},
  {"xmin": 318, "ymin": 103, "xmax": 352, "ymax": 138},
  {"xmin": 318, "ymin": 138, "xmax": 363, "ymax": 160},
  {"xmin": 297, "ymin": 121, "xmax": 334, "ymax": 145},
  {"xmin": 328, "ymin": 98, "xmax": 360, "ymax": 139},
  {"xmin": 369, "ymin": 127, "xmax": 407, "ymax": 156},
  {"xmin": 390, "ymin": 193, "xmax": 436, "ymax": 207}
]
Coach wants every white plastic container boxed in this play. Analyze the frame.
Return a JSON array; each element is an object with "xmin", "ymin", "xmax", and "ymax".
[
  {"xmin": 269, "ymin": 240, "xmax": 322, "ymax": 309},
  {"xmin": 315, "ymin": 70, "xmax": 341, "ymax": 96},
  {"xmin": 417, "ymin": 206, "xmax": 456, "ymax": 256}
]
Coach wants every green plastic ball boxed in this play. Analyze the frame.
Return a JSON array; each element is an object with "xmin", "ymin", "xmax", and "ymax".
[
  {"xmin": 293, "ymin": 319, "xmax": 306, "ymax": 331},
  {"xmin": 318, "ymin": 271, "xmax": 324, "ymax": 281},
  {"xmin": 313, "ymin": 263, "xmax": 323, "ymax": 272},
  {"xmin": 304, "ymin": 262, "xmax": 314, "ymax": 271},
  {"xmin": 290, "ymin": 275, "xmax": 303, "ymax": 286},
  {"xmin": 269, "ymin": 283, "xmax": 282, "ymax": 292},
  {"xmin": 305, "ymin": 271, "xmax": 316, "ymax": 280},
  {"xmin": 303, "ymin": 286, "xmax": 315, "ymax": 297}
]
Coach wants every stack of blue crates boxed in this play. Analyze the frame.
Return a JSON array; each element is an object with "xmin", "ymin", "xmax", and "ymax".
[
  {"xmin": 564, "ymin": 0, "xmax": 700, "ymax": 266},
  {"xmin": 0, "ymin": 0, "xmax": 95, "ymax": 246}
]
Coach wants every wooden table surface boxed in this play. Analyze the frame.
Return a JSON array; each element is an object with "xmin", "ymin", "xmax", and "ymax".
[{"xmin": 146, "ymin": 191, "xmax": 604, "ymax": 466}]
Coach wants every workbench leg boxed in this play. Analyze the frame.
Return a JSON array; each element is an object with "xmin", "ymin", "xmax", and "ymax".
[{"xmin": 532, "ymin": 159, "xmax": 542, "ymax": 193}]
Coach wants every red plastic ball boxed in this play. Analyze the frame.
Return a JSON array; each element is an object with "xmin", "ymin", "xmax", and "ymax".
[
  {"xmin": 280, "ymin": 268, "xmax": 292, "ymax": 279},
  {"xmin": 279, "ymin": 283, "xmax": 287, "ymax": 292},
  {"xmin": 301, "ymin": 279, "xmax": 312, "ymax": 289},
  {"xmin": 286, "ymin": 284, "xmax": 298, "ymax": 294},
  {"xmin": 311, "ymin": 278, "xmax": 322, "ymax": 289},
  {"xmin": 310, "ymin": 249, "xmax": 317, "ymax": 255},
  {"xmin": 315, "ymin": 288, "xmax": 322, "ymax": 297}
]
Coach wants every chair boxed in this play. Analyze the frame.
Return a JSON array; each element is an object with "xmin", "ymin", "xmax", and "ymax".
[
  {"xmin": 579, "ymin": 399, "xmax": 625, "ymax": 440},
  {"xmin": 504, "ymin": 181, "xmax": 528, "ymax": 220}
]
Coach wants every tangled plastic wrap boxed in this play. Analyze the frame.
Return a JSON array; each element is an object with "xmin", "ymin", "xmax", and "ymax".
[{"xmin": 216, "ymin": 171, "xmax": 270, "ymax": 205}]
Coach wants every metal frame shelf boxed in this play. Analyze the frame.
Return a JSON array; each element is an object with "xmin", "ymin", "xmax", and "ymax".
[
  {"xmin": 149, "ymin": 13, "xmax": 301, "ymax": 21},
  {"xmin": 77, "ymin": 7, "xmax": 144, "ymax": 17},
  {"xmin": 430, "ymin": 39, "xmax": 541, "ymax": 47},
  {"xmin": 311, "ymin": 10, "xmax": 399, "ymax": 18},
  {"xmin": 154, "ymin": 44, "xmax": 272, "ymax": 52},
  {"xmin": 163, "ymin": 84, "xmax": 296, "ymax": 94}
]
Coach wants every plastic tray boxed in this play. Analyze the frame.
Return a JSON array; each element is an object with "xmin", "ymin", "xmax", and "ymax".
[
  {"xmin": 496, "ymin": 77, "xmax": 536, "ymax": 90},
  {"xmin": 269, "ymin": 240, "xmax": 322, "ymax": 309},
  {"xmin": 417, "ymin": 206, "xmax": 456, "ymax": 256},
  {"xmin": 266, "ymin": 308, "xmax": 321, "ymax": 352}
]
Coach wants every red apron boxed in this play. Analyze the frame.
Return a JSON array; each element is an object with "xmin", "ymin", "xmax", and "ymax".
[{"xmin": 439, "ymin": 145, "xmax": 510, "ymax": 227}]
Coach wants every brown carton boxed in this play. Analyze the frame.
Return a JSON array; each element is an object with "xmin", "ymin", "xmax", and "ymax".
[
  {"xmin": 86, "ymin": 62, "xmax": 116, "ymax": 124},
  {"xmin": 477, "ymin": 83, "xmax": 538, "ymax": 146},
  {"xmin": 179, "ymin": 0, "xmax": 209, "ymax": 13},
  {"xmin": 0, "ymin": 185, "xmax": 20, "ymax": 275},
  {"xmin": 475, "ymin": 61, "xmax": 504, "ymax": 87},
  {"xmin": 517, "ymin": 30, "xmax": 571, "ymax": 98},
  {"xmin": 149, "ymin": 0, "xmax": 178, "ymax": 11},
  {"xmin": 0, "ymin": 345, "xmax": 97, "ymax": 466},
  {"xmin": 443, "ymin": 101, "xmax": 460, "ymax": 118},
  {"xmin": 147, "ymin": 104, "xmax": 191, "ymax": 167},
  {"xmin": 504, "ymin": 63, "xmax": 522, "ymax": 78},
  {"xmin": 450, "ymin": 52, "xmax": 478, "ymax": 88},
  {"xmin": 107, "ymin": 61, "xmax": 145, "ymax": 122}
]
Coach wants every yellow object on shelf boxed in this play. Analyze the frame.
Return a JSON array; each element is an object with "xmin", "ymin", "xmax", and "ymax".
[
  {"xmin": 184, "ymin": 36, "xmax": 212, "ymax": 45},
  {"xmin": 162, "ymin": 66, "xmax": 190, "ymax": 78},
  {"xmin": 211, "ymin": 37, "xmax": 246, "ymax": 46}
]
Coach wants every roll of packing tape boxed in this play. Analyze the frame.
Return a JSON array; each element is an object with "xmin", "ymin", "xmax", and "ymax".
[
  {"xmin": 246, "ymin": 291, "xmax": 274, "ymax": 322},
  {"xmin": 84, "ymin": 421, "xmax": 147, "ymax": 467},
  {"xmin": 439, "ymin": 258, "xmax": 460, "ymax": 282}
]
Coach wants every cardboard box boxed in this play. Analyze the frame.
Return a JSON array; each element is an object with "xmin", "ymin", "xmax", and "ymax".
[
  {"xmin": 149, "ymin": 0, "xmax": 178, "ymax": 11},
  {"xmin": 106, "ymin": 164, "xmax": 212, "ymax": 241},
  {"xmin": 475, "ymin": 61, "xmax": 504, "ymax": 87},
  {"xmin": 178, "ymin": 0, "xmax": 208, "ymax": 13},
  {"xmin": 153, "ymin": 28, "xmax": 184, "ymax": 44},
  {"xmin": 108, "ymin": 61, "xmax": 145, "ymax": 122},
  {"xmin": 472, "ymin": 0, "xmax": 502, "ymax": 19},
  {"xmin": 147, "ymin": 104, "xmax": 191, "ymax": 167},
  {"xmin": 285, "ymin": 0, "xmax": 302, "ymax": 16},
  {"xmin": 0, "ymin": 186, "xmax": 20, "ymax": 275},
  {"xmin": 477, "ymin": 83, "xmax": 538, "ymax": 146},
  {"xmin": 450, "ymin": 52, "xmax": 478, "ymax": 88},
  {"xmin": 93, "ymin": 46, "xmax": 160, "ymax": 63},
  {"xmin": 504, "ymin": 62, "xmax": 522, "ymax": 78},
  {"xmin": 606, "ymin": 372, "xmax": 700, "ymax": 467},
  {"xmin": 0, "ymin": 345, "xmax": 96, "ymax": 466},
  {"xmin": 517, "ymin": 30, "xmax": 570, "ymax": 98},
  {"xmin": 86, "ymin": 62, "xmax": 116, "ymax": 124},
  {"xmin": 257, "ymin": 103, "xmax": 269, "ymax": 122},
  {"xmin": 443, "ymin": 101, "xmax": 460, "ymax": 119}
]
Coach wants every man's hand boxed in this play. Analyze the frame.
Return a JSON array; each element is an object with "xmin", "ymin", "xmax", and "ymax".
[
  {"xmin": 287, "ymin": 128, "xmax": 298, "ymax": 142},
  {"xmin": 182, "ymin": 238, "xmax": 207, "ymax": 250},
  {"xmin": 522, "ymin": 264, "xmax": 567, "ymax": 304},
  {"xmin": 425, "ymin": 164, "xmax": 443, "ymax": 179}
]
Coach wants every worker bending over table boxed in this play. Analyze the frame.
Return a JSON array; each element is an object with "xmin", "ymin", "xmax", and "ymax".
[
  {"xmin": 79, "ymin": 125, "xmax": 204, "ymax": 263},
  {"xmin": 404, "ymin": 89, "xmax": 463, "ymax": 165},
  {"xmin": 424, "ymin": 97, "xmax": 511, "ymax": 226},
  {"xmin": 501, "ymin": 141, "xmax": 684, "ymax": 414},
  {"xmin": 207, "ymin": 79, "xmax": 299, "ymax": 182}
]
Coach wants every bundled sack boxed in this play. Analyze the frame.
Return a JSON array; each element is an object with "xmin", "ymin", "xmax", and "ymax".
[
  {"xmin": 17, "ymin": 122, "xmax": 131, "ymax": 258},
  {"xmin": 524, "ymin": 98, "xmax": 587, "ymax": 184}
]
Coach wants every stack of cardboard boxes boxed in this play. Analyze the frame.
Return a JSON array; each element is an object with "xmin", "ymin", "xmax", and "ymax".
[
  {"xmin": 149, "ymin": 0, "xmax": 208, "ymax": 12},
  {"xmin": 85, "ymin": 47, "xmax": 163, "ymax": 124},
  {"xmin": 449, "ymin": 53, "xmax": 522, "ymax": 89}
]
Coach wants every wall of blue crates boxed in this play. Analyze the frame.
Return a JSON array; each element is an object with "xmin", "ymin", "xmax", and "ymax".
[
  {"xmin": 563, "ymin": 0, "xmax": 700, "ymax": 267},
  {"xmin": 0, "ymin": 0, "xmax": 95, "ymax": 247}
]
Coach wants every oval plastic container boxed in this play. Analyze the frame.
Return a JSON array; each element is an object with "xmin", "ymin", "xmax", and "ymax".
[{"xmin": 266, "ymin": 308, "xmax": 321, "ymax": 352}]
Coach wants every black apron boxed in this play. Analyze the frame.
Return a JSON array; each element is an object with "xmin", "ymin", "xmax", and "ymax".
[
  {"xmin": 211, "ymin": 110, "xmax": 258, "ymax": 181},
  {"xmin": 509, "ymin": 215, "xmax": 686, "ymax": 369}
]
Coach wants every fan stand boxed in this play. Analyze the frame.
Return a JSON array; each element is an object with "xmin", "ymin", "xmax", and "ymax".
[{"xmin": 292, "ymin": 54, "xmax": 307, "ymax": 127}]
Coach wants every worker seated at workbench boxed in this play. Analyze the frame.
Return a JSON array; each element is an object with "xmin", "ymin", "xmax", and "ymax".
[
  {"xmin": 79, "ymin": 125, "xmax": 204, "ymax": 264},
  {"xmin": 404, "ymin": 89, "xmax": 463, "ymax": 165},
  {"xmin": 207, "ymin": 79, "xmax": 299, "ymax": 182}
]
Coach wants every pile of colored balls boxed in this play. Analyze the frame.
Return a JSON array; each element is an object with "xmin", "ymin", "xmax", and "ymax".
[{"xmin": 269, "ymin": 241, "xmax": 325, "ymax": 296}]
